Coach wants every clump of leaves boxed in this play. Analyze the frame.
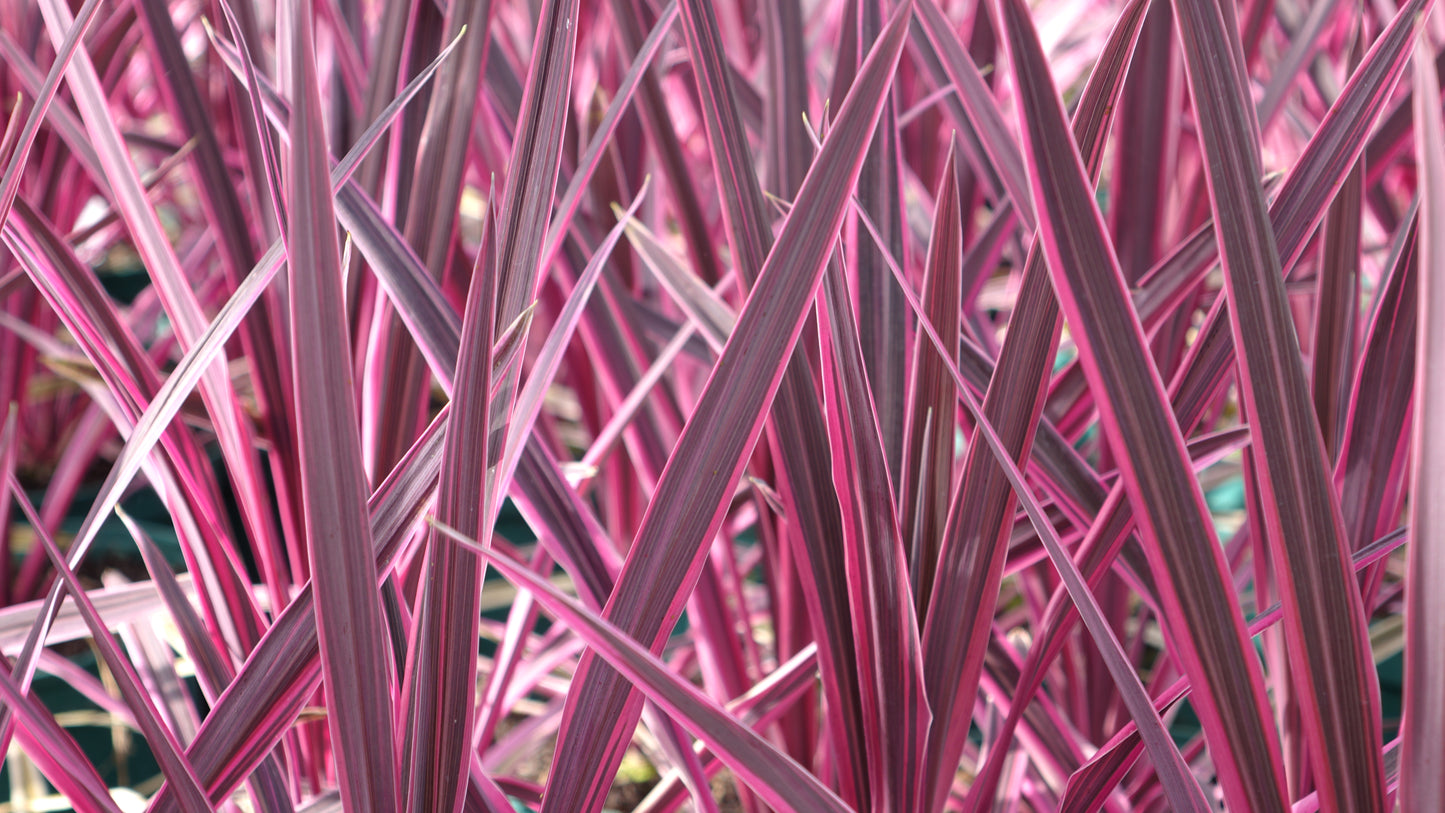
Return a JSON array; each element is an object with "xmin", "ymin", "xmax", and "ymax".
[{"xmin": 0, "ymin": 0, "xmax": 1439, "ymax": 810}]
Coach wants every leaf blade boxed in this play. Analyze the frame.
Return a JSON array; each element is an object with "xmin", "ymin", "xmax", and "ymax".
[
  {"xmin": 283, "ymin": 3, "xmax": 397, "ymax": 809},
  {"xmin": 818, "ymin": 253, "xmax": 930, "ymax": 812},
  {"xmin": 1401, "ymin": 28, "xmax": 1445, "ymax": 812},
  {"xmin": 994, "ymin": 0, "xmax": 1291, "ymax": 808},
  {"xmin": 1171, "ymin": 0, "xmax": 1387, "ymax": 806}
]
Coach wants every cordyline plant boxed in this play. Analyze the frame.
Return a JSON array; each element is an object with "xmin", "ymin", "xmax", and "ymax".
[{"xmin": 0, "ymin": 0, "xmax": 1442, "ymax": 808}]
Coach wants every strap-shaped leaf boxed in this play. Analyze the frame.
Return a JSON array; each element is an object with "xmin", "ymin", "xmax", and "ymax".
[
  {"xmin": 604, "ymin": 0, "xmax": 723, "ymax": 285},
  {"xmin": 899, "ymin": 142, "xmax": 962, "ymax": 609},
  {"xmin": 0, "ymin": 662, "xmax": 120, "ymax": 812},
  {"xmin": 819, "ymin": 254, "xmax": 929, "ymax": 812},
  {"xmin": 541, "ymin": 3, "xmax": 678, "ymax": 268},
  {"xmin": 0, "ymin": 0, "xmax": 101, "ymax": 227},
  {"xmin": 396, "ymin": 191, "xmax": 500, "ymax": 813},
  {"xmin": 134, "ymin": 0, "xmax": 293, "ymax": 571},
  {"xmin": 635, "ymin": 646, "xmax": 823, "ymax": 812},
  {"xmin": 495, "ymin": 0, "xmax": 582, "ymax": 324},
  {"xmin": 919, "ymin": 302, "xmax": 1212, "ymax": 813},
  {"xmin": 6, "ymin": 23, "xmax": 465, "ymax": 770},
  {"xmin": 283, "ymin": 2, "xmax": 396, "ymax": 808},
  {"xmin": 994, "ymin": 0, "xmax": 1291, "ymax": 808},
  {"xmin": 854, "ymin": 0, "xmax": 911, "ymax": 491},
  {"xmin": 1172, "ymin": 0, "xmax": 1387, "ymax": 806},
  {"xmin": 1336, "ymin": 208, "xmax": 1418, "ymax": 553},
  {"xmin": 1401, "ymin": 30, "xmax": 1445, "ymax": 812}
]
